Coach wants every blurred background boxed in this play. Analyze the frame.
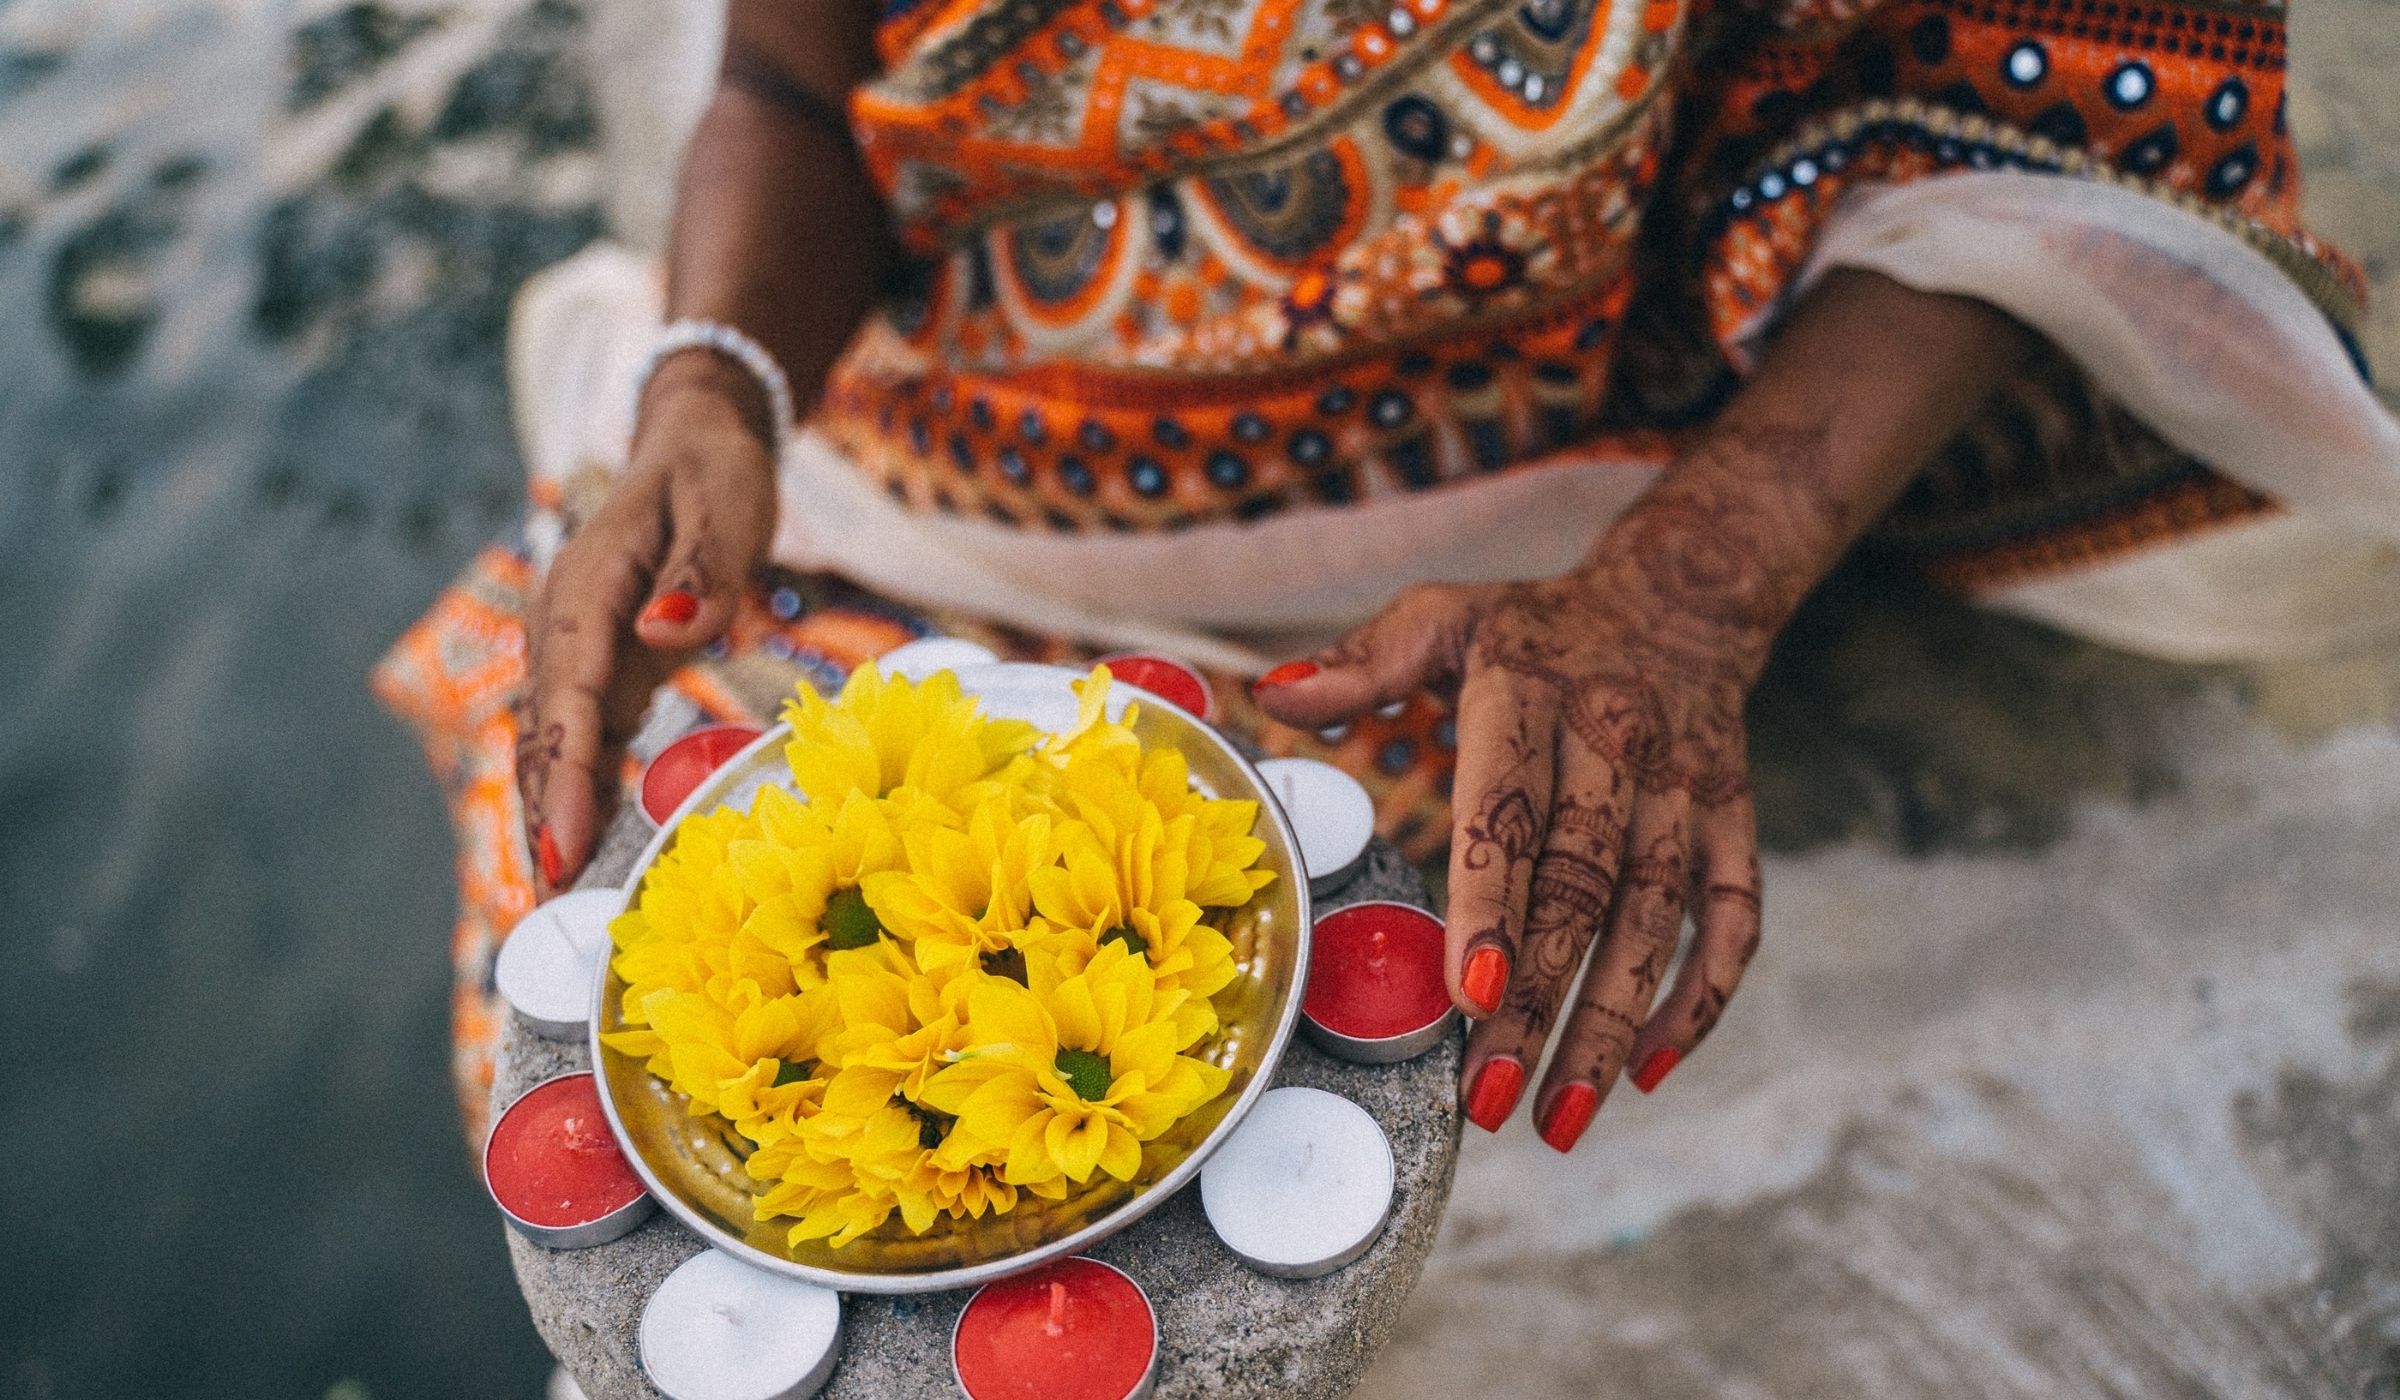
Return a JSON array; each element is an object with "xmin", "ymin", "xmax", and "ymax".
[{"xmin": 0, "ymin": 2, "xmax": 2394, "ymax": 1399}]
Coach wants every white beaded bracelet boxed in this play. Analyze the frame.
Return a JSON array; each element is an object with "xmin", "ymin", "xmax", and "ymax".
[{"xmin": 632, "ymin": 318, "xmax": 796, "ymax": 445}]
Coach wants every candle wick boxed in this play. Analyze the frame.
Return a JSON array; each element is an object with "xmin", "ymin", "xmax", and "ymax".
[
  {"xmin": 1045, "ymin": 1280, "xmax": 1067, "ymax": 1337},
  {"xmin": 712, "ymin": 1303, "xmax": 741, "ymax": 1325}
]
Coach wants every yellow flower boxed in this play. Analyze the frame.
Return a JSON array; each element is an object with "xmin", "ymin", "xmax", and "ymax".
[
  {"xmin": 728, "ymin": 785, "xmax": 905, "ymax": 986},
  {"xmin": 814, "ymin": 941, "xmax": 972, "ymax": 1103},
  {"xmin": 608, "ymin": 804, "xmax": 759, "ymax": 1015},
  {"xmin": 1133, "ymin": 746, "xmax": 1277, "ymax": 905},
  {"xmin": 1045, "ymin": 750, "xmax": 1272, "ymax": 912},
  {"xmin": 621, "ymin": 980, "xmax": 838, "ymax": 1124},
  {"xmin": 1037, "ymin": 665, "xmax": 1144, "ymax": 771},
  {"xmin": 780, "ymin": 665, "xmax": 1037, "ymax": 810},
  {"xmin": 861, "ymin": 797, "xmax": 1057, "ymax": 973},
  {"xmin": 920, "ymin": 943, "xmax": 1229, "ymax": 1188},
  {"xmin": 1019, "ymin": 900, "xmax": 1236, "ymax": 1022},
  {"xmin": 1027, "ymin": 807, "xmax": 1241, "ymax": 1024}
]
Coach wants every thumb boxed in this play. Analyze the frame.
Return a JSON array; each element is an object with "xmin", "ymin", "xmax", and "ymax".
[
  {"xmin": 632, "ymin": 460, "xmax": 772, "ymax": 653},
  {"xmin": 1250, "ymin": 583, "xmax": 1485, "ymax": 729}
]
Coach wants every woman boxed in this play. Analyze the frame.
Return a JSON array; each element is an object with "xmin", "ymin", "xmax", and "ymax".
[{"xmin": 379, "ymin": 0, "xmax": 2398, "ymax": 1150}]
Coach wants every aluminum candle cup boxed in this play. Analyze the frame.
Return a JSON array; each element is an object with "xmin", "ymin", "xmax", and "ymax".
[
  {"xmin": 874, "ymin": 636, "xmax": 1000, "ymax": 681},
  {"xmin": 640, "ymin": 724, "xmax": 766, "ymax": 825},
  {"xmin": 639, "ymin": 1249, "xmax": 844, "ymax": 1400},
  {"xmin": 1199, "ymin": 1087, "xmax": 1395, "ymax": 1279},
  {"xmin": 485, "ymin": 1072, "xmax": 655, "ymax": 1248},
  {"xmin": 1254, "ymin": 757, "xmax": 1374, "ymax": 896},
  {"xmin": 494, "ymin": 889, "xmax": 620, "ymax": 1040},
  {"xmin": 1094, "ymin": 652, "xmax": 1213, "ymax": 722},
  {"xmin": 952, "ymin": 1257, "xmax": 1158, "ymax": 1400},
  {"xmin": 1300, "ymin": 901, "xmax": 1457, "ymax": 1063}
]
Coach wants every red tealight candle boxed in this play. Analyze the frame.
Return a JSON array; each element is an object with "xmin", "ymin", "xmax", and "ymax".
[
  {"xmin": 1095, "ymin": 653, "xmax": 1212, "ymax": 721},
  {"xmin": 1301, "ymin": 901, "xmax": 1457, "ymax": 1064},
  {"xmin": 483, "ymin": 1072, "xmax": 654, "ymax": 1248},
  {"xmin": 640, "ymin": 724, "xmax": 765, "ymax": 825},
  {"xmin": 952, "ymin": 1257, "xmax": 1158, "ymax": 1400}
]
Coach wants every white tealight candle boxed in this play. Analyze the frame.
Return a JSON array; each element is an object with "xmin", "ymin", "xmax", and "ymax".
[
  {"xmin": 639, "ymin": 1249, "xmax": 844, "ymax": 1400},
  {"xmin": 1254, "ymin": 758, "xmax": 1375, "ymax": 896},
  {"xmin": 494, "ymin": 889, "xmax": 620, "ymax": 1040},
  {"xmin": 875, "ymin": 636, "xmax": 1000, "ymax": 682},
  {"xmin": 1199, "ymin": 1087, "xmax": 1395, "ymax": 1279}
]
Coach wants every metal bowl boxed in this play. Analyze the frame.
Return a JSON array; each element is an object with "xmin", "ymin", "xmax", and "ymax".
[{"xmin": 588, "ymin": 663, "xmax": 1313, "ymax": 1293}]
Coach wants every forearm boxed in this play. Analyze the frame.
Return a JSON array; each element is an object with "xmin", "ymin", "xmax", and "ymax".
[
  {"xmin": 651, "ymin": 4, "xmax": 893, "ymax": 440},
  {"xmin": 1580, "ymin": 269, "xmax": 2038, "ymax": 655}
]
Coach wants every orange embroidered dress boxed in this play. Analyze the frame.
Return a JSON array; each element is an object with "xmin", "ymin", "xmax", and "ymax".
[{"xmin": 379, "ymin": 0, "xmax": 2393, "ymax": 1133}]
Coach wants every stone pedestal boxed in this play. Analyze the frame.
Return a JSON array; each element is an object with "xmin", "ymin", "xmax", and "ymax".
[{"xmin": 497, "ymin": 802, "xmax": 1463, "ymax": 1400}]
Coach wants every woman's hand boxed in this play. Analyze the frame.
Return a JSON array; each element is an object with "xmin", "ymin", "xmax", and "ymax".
[
  {"xmin": 1251, "ymin": 272, "xmax": 2037, "ymax": 1150},
  {"xmin": 517, "ymin": 353, "xmax": 777, "ymax": 896},
  {"xmin": 513, "ymin": 0, "xmax": 893, "ymax": 895},
  {"xmin": 1250, "ymin": 424, "xmax": 1837, "ymax": 1150}
]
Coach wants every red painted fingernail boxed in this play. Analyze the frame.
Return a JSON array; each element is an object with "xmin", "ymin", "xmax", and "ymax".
[
  {"xmin": 1631, "ymin": 1047, "xmax": 1681, "ymax": 1095},
  {"xmin": 641, "ymin": 590, "xmax": 699, "ymax": 627},
  {"xmin": 536, "ymin": 825, "xmax": 565, "ymax": 888},
  {"xmin": 1465, "ymin": 1056, "xmax": 1524, "ymax": 1133},
  {"xmin": 1253, "ymin": 660, "xmax": 1321, "ymax": 691},
  {"xmin": 1540, "ymin": 1083, "xmax": 1599, "ymax": 1153},
  {"xmin": 1460, "ymin": 945, "xmax": 1508, "ymax": 1016}
]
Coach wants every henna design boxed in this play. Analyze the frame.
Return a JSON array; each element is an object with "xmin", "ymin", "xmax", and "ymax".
[
  {"xmin": 1688, "ymin": 982, "xmax": 1732, "ymax": 1045},
  {"xmin": 1563, "ymin": 994, "xmax": 1641, "ymax": 1070},
  {"xmin": 1630, "ymin": 935, "xmax": 1673, "ymax": 1005},
  {"xmin": 1460, "ymin": 786, "xmax": 1543, "ymax": 874}
]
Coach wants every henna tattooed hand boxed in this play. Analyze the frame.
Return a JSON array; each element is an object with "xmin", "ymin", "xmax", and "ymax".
[
  {"xmin": 518, "ymin": 351, "xmax": 778, "ymax": 896},
  {"xmin": 1252, "ymin": 422, "xmax": 1859, "ymax": 1151}
]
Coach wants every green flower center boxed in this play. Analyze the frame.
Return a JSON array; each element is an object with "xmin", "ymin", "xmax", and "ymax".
[
  {"xmin": 1054, "ymin": 1048, "xmax": 1113, "ymax": 1102},
  {"xmin": 823, "ymin": 887, "xmax": 886, "ymax": 950},
  {"xmin": 771, "ymin": 1059, "xmax": 813, "ymax": 1087},
  {"xmin": 1099, "ymin": 924, "xmax": 1149, "ymax": 956}
]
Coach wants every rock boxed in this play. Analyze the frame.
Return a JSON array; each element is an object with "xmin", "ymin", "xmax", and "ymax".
[{"xmin": 496, "ymin": 802, "xmax": 1462, "ymax": 1400}]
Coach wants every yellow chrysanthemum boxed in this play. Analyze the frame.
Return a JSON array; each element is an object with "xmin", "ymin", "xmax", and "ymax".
[
  {"xmin": 780, "ymin": 666, "xmax": 1037, "ymax": 810},
  {"xmin": 920, "ymin": 943, "xmax": 1230, "ymax": 1188},
  {"xmin": 606, "ymin": 803, "xmax": 760, "ymax": 1019},
  {"xmin": 1043, "ymin": 744, "xmax": 1273, "ymax": 912},
  {"xmin": 1026, "ymin": 807, "xmax": 1242, "ymax": 1019},
  {"xmin": 615, "ymin": 979, "xmax": 838, "ymax": 1124},
  {"xmin": 726, "ymin": 785, "xmax": 905, "ymax": 987},
  {"xmin": 860, "ymin": 797, "xmax": 1056, "ymax": 973}
]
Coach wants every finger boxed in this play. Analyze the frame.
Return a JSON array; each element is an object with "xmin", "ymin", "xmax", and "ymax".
[
  {"xmin": 633, "ymin": 457, "xmax": 772, "ymax": 652},
  {"xmin": 522, "ymin": 534, "xmax": 658, "ymax": 894},
  {"xmin": 1460, "ymin": 742, "xmax": 1630, "ymax": 1133},
  {"xmin": 1248, "ymin": 583, "xmax": 1486, "ymax": 729},
  {"xmin": 1626, "ymin": 789, "xmax": 1762, "ymax": 1093},
  {"xmin": 1441, "ymin": 666, "xmax": 1557, "ymax": 1036},
  {"xmin": 1534, "ymin": 787, "xmax": 1691, "ymax": 1151}
]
